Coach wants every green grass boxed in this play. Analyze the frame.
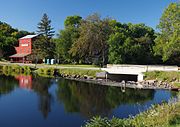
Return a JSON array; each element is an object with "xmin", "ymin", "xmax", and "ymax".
[
  {"xmin": 0, "ymin": 64, "xmax": 103, "ymax": 78},
  {"xmin": 0, "ymin": 58, "xmax": 8, "ymax": 62},
  {"xmin": 54, "ymin": 64, "xmax": 99, "ymax": 68},
  {"xmin": 84, "ymin": 94, "xmax": 180, "ymax": 127},
  {"xmin": 144, "ymin": 71, "xmax": 180, "ymax": 87},
  {"xmin": 144, "ymin": 71, "xmax": 180, "ymax": 81},
  {"xmin": 36, "ymin": 67, "xmax": 103, "ymax": 78},
  {"xmin": 174, "ymin": 83, "xmax": 180, "ymax": 88},
  {"xmin": 58, "ymin": 68, "xmax": 103, "ymax": 78},
  {"xmin": 37, "ymin": 63, "xmax": 99, "ymax": 68}
]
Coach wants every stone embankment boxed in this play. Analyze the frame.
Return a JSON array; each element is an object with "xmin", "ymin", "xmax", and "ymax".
[
  {"xmin": 57, "ymin": 73, "xmax": 180, "ymax": 91},
  {"xmin": 0, "ymin": 62, "xmax": 179, "ymax": 91},
  {"xmin": 138, "ymin": 80, "xmax": 176, "ymax": 89}
]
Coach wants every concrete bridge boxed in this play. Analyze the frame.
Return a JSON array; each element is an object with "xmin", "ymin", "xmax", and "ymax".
[{"xmin": 102, "ymin": 64, "xmax": 179, "ymax": 81}]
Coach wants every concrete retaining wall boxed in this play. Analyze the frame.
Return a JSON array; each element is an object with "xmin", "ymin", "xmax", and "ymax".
[
  {"xmin": 106, "ymin": 64, "xmax": 178, "ymax": 72},
  {"xmin": 103, "ymin": 64, "xmax": 178, "ymax": 81}
]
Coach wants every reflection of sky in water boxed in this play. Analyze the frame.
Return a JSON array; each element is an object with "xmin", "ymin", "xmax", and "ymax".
[{"xmin": 112, "ymin": 90, "xmax": 173, "ymax": 118}]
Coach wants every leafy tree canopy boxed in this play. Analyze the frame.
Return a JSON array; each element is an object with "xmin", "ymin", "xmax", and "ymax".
[
  {"xmin": 55, "ymin": 15, "xmax": 82, "ymax": 63},
  {"xmin": 154, "ymin": 2, "xmax": 180, "ymax": 65},
  {"xmin": 64, "ymin": 15, "xmax": 82, "ymax": 28},
  {"xmin": 108, "ymin": 22, "xmax": 156, "ymax": 64},
  {"xmin": 69, "ymin": 13, "xmax": 112, "ymax": 65},
  {"xmin": 0, "ymin": 21, "xmax": 30, "ymax": 58}
]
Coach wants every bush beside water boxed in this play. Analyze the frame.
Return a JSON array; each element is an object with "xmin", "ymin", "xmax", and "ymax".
[
  {"xmin": 36, "ymin": 68, "xmax": 55, "ymax": 77},
  {"xmin": 0, "ymin": 65, "xmax": 31, "ymax": 76},
  {"xmin": 84, "ymin": 95, "xmax": 180, "ymax": 127}
]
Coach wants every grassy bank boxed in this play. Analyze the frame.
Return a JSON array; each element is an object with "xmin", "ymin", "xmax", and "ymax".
[
  {"xmin": 0, "ymin": 64, "xmax": 103, "ymax": 78},
  {"xmin": 58, "ymin": 68, "xmax": 102, "ymax": 77},
  {"xmin": 0, "ymin": 65, "xmax": 31, "ymax": 76},
  {"xmin": 144, "ymin": 71, "xmax": 180, "ymax": 88},
  {"xmin": 36, "ymin": 67, "xmax": 103, "ymax": 78},
  {"xmin": 57, "ymin": 64, "xmax": 99, "ymax": 68},
  {"xmin": 36, "ymin": 67, "xmax": 55, "ymax": 77},
  {"xmin": 84, "ymin": 94, "xmax": 180, "ymax": 127}
]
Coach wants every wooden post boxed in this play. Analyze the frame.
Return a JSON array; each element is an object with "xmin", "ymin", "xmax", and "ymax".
[{"xmin": 105, "ymin": 73, "xmax": 107, "ymax": 82}]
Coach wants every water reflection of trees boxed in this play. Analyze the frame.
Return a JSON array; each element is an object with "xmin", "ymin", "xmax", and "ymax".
[
  {"xmin": 0, "ymin": 75, "xmax": 18, "ymax": 96},
  {"xmin": 0, "ymin": 74, "xmax": 53, "ymax": 118},
  {"xmin": 0, "ymin": 74, "xmax": 177, "ymax": 119},
  {"xmin": 32, "ymin": 76, "xmax": 52, "ymax": 118},
  {"xmin": 56, "ymin": 79, "xmax": 155, "ymax": 118}
]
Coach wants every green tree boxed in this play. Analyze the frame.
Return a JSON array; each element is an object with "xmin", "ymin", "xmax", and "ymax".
[
  {"xmin": 37, "ymin": 13, "xmax": 55, "ymax": 38},
  {"xmin": 55, "ymin": 15, "xmax": 82, "ymax": 63},
  {"xmin": 32, "ymin": 35, "xmax": 47, "ymax": 64},
  {"xmin": 108, "ymin": 23, "xmax": 156, "ymax": 64},
  {"xmin": 64, "ymin": 15, "xmax": 82, "ymax": 28},
  {"xmin": 36, "ymin": 13, "xmax": 55, "ymax": 59},
  {"xmin": 0, "ymin": 21, "xmax": 30, "ymax": 59},
  {"xmin": 69, "ymin": 13, "xmax": 112, "ymax": 65},
  {"xmin": 154, "ymin": 2, "xmax": 180, "ymax": 65}
]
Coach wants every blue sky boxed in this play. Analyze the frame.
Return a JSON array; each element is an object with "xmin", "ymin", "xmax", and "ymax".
[{"xmin": 0, "ymin": 0, "xmax": 177, "ymax": 34}]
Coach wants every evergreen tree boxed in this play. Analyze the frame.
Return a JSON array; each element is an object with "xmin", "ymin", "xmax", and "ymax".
[
  {"xmin": 36, "ymin": 13, "xmax": 55, "ymax": 59},
  {"xmin": 37, "ymin": 13, "xmax": 55, "ymax": 38}
]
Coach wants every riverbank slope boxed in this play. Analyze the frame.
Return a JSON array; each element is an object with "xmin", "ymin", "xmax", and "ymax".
[
  {"xmin": 0, "ymin": 62, "xmax": 179, "ymax": 90},
  {"xmin": 84, "ymin": 93, "xmax": 180, "ymax": 127}
]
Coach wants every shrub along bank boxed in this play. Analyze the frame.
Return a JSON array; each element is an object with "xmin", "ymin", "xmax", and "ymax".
[
  {"xmin": 36, "ymin": 68, "xmax": 55, "ymax": 77},
  {"xmin": 84, "ymin": 94, "xmax": 180, "ymax": 127},
  {"xmin": 0, "ymin": 65, "xmax": 31, "ymax": 76}
]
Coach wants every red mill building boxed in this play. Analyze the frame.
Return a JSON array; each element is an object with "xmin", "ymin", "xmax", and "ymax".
[{"xmin": 10, "ymin": 35, "xmax": 37, "ymax": 63}]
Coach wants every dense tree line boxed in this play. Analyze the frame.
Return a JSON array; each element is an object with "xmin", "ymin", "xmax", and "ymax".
[
  {"xmin": 55, "ymin": 14, "xmax": 157, "ymax": 65},
  {"xmin": 0, "ymin": 2, "xmax": 179, "ymax": 66},
  {"xmin": 154, "ymin": 2, "xmax": 180, "ymax": 65},
  {"xmin": 0, "ymin": 21, "xmax": 30, "ymax": 59},
  {"xmin": 55, "ymin": 2, "xmax": 179, "ymax": 66}
]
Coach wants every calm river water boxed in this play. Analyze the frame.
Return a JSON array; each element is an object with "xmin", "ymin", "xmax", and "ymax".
[{"xmin": 0, "ymin": 74, "xmax": 177, "ymax": 127}]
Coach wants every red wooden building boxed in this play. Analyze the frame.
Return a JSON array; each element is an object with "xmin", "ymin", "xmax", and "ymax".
[{"xmin": 10, "ymin": 35, "xmax": 37, "ymax": 63}]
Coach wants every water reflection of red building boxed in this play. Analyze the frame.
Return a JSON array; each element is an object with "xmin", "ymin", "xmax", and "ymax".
[{"xmin": 15, "ymin": 75, "xmax": 32, "ymax": 89}]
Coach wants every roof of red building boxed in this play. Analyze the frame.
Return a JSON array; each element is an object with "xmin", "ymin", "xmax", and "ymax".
[
  {"xmin": 9, "ymin": 53, "xmax": 31, "ymax": 58},
  {"xmin": 20, "ymin": 35, "xmax": 38, "ymax": 39}
]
